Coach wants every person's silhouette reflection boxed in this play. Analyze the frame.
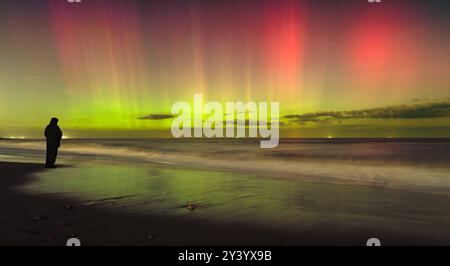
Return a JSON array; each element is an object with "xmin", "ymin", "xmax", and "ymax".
[{"xmin": 45, "ymin": 117, "xmax": 62, "ymax": 168}]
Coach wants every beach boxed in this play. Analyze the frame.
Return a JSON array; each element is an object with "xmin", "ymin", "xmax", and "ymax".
[{"xmin": 0, "ymin": 139, "xmax": 449, "ymax": 245}]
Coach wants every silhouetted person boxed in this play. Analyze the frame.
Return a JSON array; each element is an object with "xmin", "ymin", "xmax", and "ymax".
[{"xmin": 45, "ymin": 118, "xmax": 62, "ymax": 168}]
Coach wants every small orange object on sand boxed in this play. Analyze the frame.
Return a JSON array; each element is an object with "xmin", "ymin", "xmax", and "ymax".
[{"xmin": 186, "ymin": 203, "xmax": 197, "ymax": 211}]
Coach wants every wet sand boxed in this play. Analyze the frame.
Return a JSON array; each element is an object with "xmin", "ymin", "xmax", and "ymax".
[{"xmin": 0, "ymin": 161, "xmax": 447, "ymax": 246}]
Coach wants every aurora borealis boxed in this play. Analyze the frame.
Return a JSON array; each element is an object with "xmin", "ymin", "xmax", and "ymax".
[{"xmin": 0, "ymin": 0, "xmax": 449, "ymax": 138}]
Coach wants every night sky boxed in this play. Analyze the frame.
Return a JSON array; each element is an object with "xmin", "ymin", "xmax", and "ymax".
[{"xmin": 0, "ymin": 0, "xmax": 449, "ymax": 138}]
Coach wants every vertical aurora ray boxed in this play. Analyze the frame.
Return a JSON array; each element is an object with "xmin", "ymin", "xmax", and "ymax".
[{"xmin": 49, "ymin": 0, "xmax": 150, "ymax": 129}]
